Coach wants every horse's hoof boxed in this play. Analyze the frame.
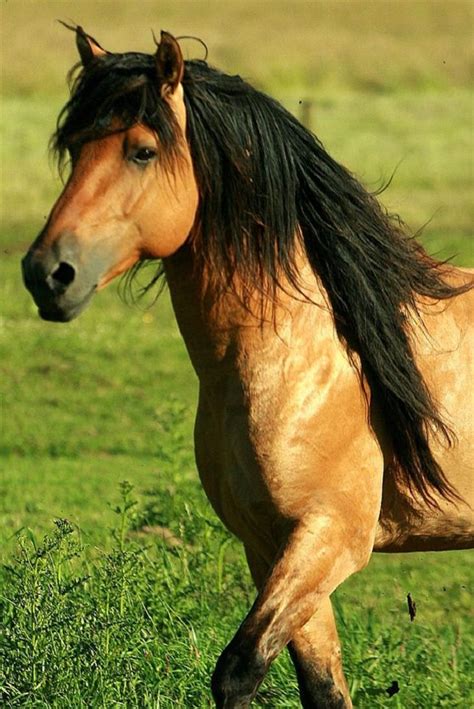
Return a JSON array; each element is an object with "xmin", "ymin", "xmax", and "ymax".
[{"xmin": 211, "ymin": 643, "xmax": 267, "ymax": 708}]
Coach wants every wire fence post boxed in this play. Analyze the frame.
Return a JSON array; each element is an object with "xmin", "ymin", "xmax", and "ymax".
[{"xmin": 299, "ymin": 99, "xmax": 313, "ymax": 130}]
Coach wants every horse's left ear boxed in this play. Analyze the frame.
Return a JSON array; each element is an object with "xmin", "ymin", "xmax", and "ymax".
[
  {"xmin": 155, "ymin": 31, "xmax": 184, "ymax": 97},
  {"xmin": 75, "ymin": 25, "xmax": 107, "ymax": 65}
]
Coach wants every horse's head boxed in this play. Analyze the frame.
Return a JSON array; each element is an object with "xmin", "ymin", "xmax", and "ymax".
[{"xmin": 22, "ymin": 28, "xmax": 198, "ymax": 321}]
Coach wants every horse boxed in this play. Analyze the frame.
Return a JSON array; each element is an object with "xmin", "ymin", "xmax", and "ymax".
[{"xmin": 22, "ymin": 27, "xmax": 473, "ymax": 708}]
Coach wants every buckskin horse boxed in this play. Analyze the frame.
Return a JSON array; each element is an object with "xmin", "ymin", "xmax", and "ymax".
[{"xmin": 22, "ymin": 28, "xmax": 473, "ymax": 708}]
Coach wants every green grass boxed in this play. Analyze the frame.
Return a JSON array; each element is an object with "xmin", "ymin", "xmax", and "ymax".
[
  {"xmin": 1, "ymin": 1, "xmax": 473, "ymax": 706},
  {"xmin": 1, "ymin": 478, "xmax": 472, "ymax": 708}
]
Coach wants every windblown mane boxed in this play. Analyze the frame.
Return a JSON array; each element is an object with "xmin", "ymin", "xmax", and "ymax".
[{"xmin": 53, "ymin": 50, "xmax": 471, "ymax": 505}]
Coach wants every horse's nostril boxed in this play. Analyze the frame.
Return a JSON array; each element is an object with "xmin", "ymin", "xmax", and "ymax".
[{"xmin": 52, "ymin": 261, "xmax": 76, "ymax": 287}]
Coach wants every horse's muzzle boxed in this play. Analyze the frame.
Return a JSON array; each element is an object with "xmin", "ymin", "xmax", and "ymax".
[{"xmin": 22, "ymin": 232, "xmax": 97, "ymax": 322}]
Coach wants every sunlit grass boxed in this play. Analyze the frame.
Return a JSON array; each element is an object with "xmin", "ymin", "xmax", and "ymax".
[{"xmin": 1, "ymin": 480, "xmax": 472, "ymax": 707}]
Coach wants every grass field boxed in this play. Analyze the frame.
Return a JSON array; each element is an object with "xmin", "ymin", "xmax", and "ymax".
[{"xmin": 1, "ymin": 1, "xmax": 473, "ymax": 707}]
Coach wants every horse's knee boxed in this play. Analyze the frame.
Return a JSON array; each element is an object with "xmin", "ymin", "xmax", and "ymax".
[{"xmin": 213, "ymin": 513, "xmax": 365, "ymax": 707}]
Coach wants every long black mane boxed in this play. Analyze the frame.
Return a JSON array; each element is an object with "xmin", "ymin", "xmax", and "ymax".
[{"xmin": 53, "ymin": 49, "xmax": 471, "ymax": 505}]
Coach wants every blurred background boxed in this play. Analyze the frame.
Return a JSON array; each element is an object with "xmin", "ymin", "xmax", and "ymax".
[{"xmin": 2, "ymin": 0, "xmax": 473, "ymax": 257}]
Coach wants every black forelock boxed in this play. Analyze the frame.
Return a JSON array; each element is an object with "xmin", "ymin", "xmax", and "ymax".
[{"xmin": 52, "ymin": 52, "xmax": 180, "ymax": 170}]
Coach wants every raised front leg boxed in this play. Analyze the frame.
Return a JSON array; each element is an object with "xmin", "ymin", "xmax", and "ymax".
[
  {"xmin": 211, "ymin": 503, "xmax": 374, "ymax": 708},
  {"xmin": 243, "ymin": 547, "xmax": 351, "ymax": 708}
]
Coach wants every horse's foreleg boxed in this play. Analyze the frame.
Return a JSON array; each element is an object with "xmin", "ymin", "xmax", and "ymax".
[
  {"xmin": 244, "ymin": 546, "xmax": 351, "ymax": 708},
  {"xmin": 288, "ymin": 598, "xmax": 351, "ymax": 708},
  {"xmin": 211, "ymin": 506, "xmax": 374, "ymax": 708}
]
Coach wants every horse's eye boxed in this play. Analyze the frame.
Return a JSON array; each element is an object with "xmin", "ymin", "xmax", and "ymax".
[{"xmin": 132, "ymin": 147, "xmax": 157, "ymax": 165}]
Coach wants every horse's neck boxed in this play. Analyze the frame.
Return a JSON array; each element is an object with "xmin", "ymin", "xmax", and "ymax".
[
  {"xmin": 163, "ymin": 247, "xmax": 261, "ymax": 383},
  {"xmin": 163, "ymin": 245, "xmax": 332, "ymax": 387}
]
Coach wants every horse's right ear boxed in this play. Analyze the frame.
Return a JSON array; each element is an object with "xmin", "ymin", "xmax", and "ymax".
[
  {"xmin": 75, "ymin": 25, "xmax": 107, "ymax": 66},
  {"xmin": 155, "ymin": 31, "xmax": 184, "ymax": 97}
]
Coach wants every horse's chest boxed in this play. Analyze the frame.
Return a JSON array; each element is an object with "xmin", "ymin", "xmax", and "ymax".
[
  {"xmin": 194, "ymin": 388, "xmax": 288, "ymax": 553},
  {"xmin": 192, "ymin": 327, "xmax": 382, "ymax": 551}
]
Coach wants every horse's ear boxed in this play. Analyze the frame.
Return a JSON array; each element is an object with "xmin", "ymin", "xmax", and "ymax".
[
  {"xmin": 75, "ymin": 25, "xmax": 107, "ymax": 66},
  {"xmin": 155, "ymin": 31, "xmax": 184, "ymax": 97}
]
